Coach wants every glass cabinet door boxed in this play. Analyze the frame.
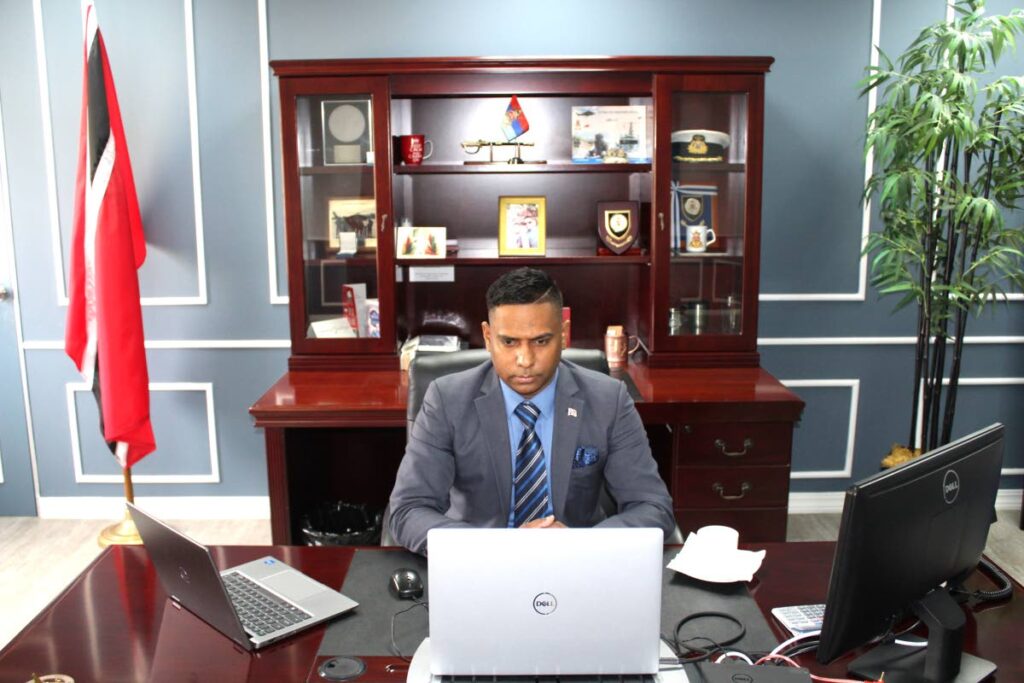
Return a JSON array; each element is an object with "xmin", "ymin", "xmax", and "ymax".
[
  {"xmin": 280, "ymin": 77, "xmax": 393, "ymax": 359},
  {"xmin": 653, "ymin": 74, "xmax": 762, "ymax": 355}
]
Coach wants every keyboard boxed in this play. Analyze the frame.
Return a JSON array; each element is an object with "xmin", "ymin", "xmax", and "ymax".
[
  {"xmin": 771, "ymin": 603, "xmax": 825, "ymax": 635},
  {"xmin": 222, "ymin": 571, "xmax": 312, "ymax": 636}
]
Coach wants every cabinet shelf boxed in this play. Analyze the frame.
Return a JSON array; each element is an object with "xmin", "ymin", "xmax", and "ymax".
[
  {"xmin": 673, "ymin": 162, "xmax": 745, "ymax": 173},
  {"xmin": 397, "ymin": 253, "xmax": 650, "ymax": 266},
  {"xmin": 669, "ymin": 252, "xmax": 742, "ymax": 262},
  {"xmin": 394, "ymin": 162, "xmax": 652, "ymax": 175},
  {"xmin": 299, "ymin": 164, "xmax": 374, "ymax": 175}
]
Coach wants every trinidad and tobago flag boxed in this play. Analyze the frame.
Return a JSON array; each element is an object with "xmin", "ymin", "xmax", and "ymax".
[{"xmin": 65, "ymin": 0, "xmax": 155, "ymax": 469}]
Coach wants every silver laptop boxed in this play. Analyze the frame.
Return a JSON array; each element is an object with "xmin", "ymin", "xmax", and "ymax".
[
  {"xmin": 427, "ymin": 527, "xmax": 663, "ymax": 676},
  {"xmin": 128, "ymin": 503, "xmax": 358, "ymax": 650}
]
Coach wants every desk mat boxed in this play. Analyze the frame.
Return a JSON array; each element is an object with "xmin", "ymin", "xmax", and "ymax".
[{"xmin": 318, "ymin": 548, "xmax": 777, "ymax": 658}]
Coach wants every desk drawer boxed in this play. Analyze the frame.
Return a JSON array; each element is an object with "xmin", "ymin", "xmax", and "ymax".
[
  {"xmin": 674, "ymin": 507, "xmax": 787, "ymax": 542},
  {"xmin": 673, "ymin": 465, "xmax": 790, "ymax": 508},
  {"xmin": 675, "ymin": 422, "xmax": 792, "ymax": 466}
]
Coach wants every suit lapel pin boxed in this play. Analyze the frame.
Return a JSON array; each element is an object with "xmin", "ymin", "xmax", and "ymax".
[{"xmin": 567, "ymin": 407, "xmax": 578, "ymax": 418}]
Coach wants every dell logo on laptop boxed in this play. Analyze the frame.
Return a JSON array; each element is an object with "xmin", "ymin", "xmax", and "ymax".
[
  {"xmin": 533, "ymin": 592, "xmax": 557, "ymax": 615},
  {"xmin": 943, "ymin": 469, "xmax": 960, "ymax": 504}
]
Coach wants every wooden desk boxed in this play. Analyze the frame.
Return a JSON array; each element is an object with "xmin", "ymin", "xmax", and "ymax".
[
  {"xmin": 2, "ymin": 543, "xmax": 1021, "ymax": 682},
  {"xmin": 250, "ymin": 366, "xmax": 805, "ymax": 544}
]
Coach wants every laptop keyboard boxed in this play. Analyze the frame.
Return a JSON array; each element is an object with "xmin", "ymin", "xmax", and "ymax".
[{"xmin": 222, "ymin": 571, "xmax": 312, "ymax": 636}]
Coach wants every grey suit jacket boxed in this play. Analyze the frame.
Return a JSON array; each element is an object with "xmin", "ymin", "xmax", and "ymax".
[{"xmin": 388, "ymin": 359, "xmax": 675, "ymax": 554}]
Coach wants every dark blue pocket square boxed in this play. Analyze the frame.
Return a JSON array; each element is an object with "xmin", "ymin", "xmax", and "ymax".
[{"xmin": 573, "ymin": 446, "xmax": 599, "ymax": 469}]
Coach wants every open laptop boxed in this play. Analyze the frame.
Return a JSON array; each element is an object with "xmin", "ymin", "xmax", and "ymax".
[
  {"xmin": 425, "ymin": 527, "xmax": 663, "ymax": 676},
  {"xmin": 128, "ymin": 502, "xmax": 358, "ymax": 650}
]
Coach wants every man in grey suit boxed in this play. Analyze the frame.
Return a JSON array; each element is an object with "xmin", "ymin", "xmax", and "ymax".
[{"xmin": 388, "ymin": 267, "xmax": 674, "ymax": 554}]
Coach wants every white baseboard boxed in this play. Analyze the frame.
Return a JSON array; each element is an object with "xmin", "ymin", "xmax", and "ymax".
[
  {"xmin": 36, "ymin": 496, "xmax": 270, "ymax": 519},
  {"xmin": 789, "ymin": 489, "xmax": 1023, "ymax": 515}
]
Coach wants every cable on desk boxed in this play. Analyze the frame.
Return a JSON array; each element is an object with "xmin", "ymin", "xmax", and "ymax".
[
  {"xmin": 663, "ymin": 611, "xmax": 749, "ymax": 664},
  {"xmin": 390, "ymin": 600, "xmax": 428, "ymax": 662}
]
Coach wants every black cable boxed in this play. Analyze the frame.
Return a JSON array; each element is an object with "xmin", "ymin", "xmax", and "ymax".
[
  {"xmin": 950, "ymin": 556, "xmax": 1014, "ymax": 604},
  {"xmin": 389, "ymin": 600, "xmax": 428, "ymax": 662},
  {"xmin": 669, "ymin": 611, "xmax": 748, "ymax": 664}
]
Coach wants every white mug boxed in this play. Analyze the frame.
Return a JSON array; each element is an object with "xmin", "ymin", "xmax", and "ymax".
[{"xmin": 685, "ymin": 225, "xmax": 717, "ymax": 253}]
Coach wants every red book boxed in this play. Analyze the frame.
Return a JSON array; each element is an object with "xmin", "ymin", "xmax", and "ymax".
[
  {"xmin": 562, "ymin": 306, "xmax": 571, "ymax": 348},
  {"xmin": 341, "ymin": 283, "xmax": 367, "ymax": 337}
]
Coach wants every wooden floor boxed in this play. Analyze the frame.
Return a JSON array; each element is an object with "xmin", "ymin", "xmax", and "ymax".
[{"xmin": 1, "ymin": 511, "xmax": 1020, "ymax": 651}]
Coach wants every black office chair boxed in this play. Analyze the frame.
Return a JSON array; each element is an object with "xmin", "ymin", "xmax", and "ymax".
[{"xmin": 381, "ymin": 348, "xmax": 680, "ymax": 545}]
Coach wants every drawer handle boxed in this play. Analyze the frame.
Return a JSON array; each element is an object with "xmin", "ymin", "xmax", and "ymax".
[
  {"xmin": 713, "ymin": 482, "xmax": 751, "ymax": 501},
  {"xmin": 715, "ymin": 438, "xmax": 754, "ymax": 457}
]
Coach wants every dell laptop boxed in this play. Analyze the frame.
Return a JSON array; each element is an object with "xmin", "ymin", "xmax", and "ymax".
[
  {"xmin": 128, "ymin": 502, "xmax": 358, "ymax": 650},
  {"xmin": 426, "ymin": 527, "xmax": 663, "ymax": 676}
]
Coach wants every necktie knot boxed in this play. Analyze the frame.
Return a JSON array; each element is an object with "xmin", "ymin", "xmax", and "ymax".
[{"xmin": 514, "ymin": 401, "xmax": 540, "ymax": 428}]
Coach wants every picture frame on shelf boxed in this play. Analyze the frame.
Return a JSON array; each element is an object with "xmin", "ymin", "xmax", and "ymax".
[
  {"xmin": 396, "ymin": 226, "xmax": 446, "ymax": 259},
  {"xmin": 498, "ymin": 196, "xmax": 546, "ymax": 256},
  {"xmin": 596, "ymin": 201, "xmax": 639, "ymax": 255},
  {"xmin": 671, "ymin": 184, "xmax": 720, "ymax": 254},
  {"xmin": 322, "ymin": 99, "xmax": 373, "ymax": 165},
  {"xmin": 327, "ymin": 197, "xmax": 376, "ymax": 252}
]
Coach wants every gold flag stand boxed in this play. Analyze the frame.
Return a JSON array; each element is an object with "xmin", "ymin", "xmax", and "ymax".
[{"xmin": 98, "ymin": 467, "xmax": 142, "ymax": 547}]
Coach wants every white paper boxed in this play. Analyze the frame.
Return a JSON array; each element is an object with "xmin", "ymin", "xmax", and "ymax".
[
  {"xmin": 308, "ymin": 317, "xmax": 356, "ymax": 339},
  {"xmin": 667, "ymin": 533, "xmax": 766, "ymax": 583}
]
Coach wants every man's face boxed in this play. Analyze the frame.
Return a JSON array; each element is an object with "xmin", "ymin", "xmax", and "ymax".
[{"xmin": 482, "ymin": 301, "xmax": 566, "ymax": 398}]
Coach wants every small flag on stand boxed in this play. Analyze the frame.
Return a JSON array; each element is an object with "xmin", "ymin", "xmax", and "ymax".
[
  {"xmin": 65, "ymin": 0, "xmax": 155, "ymax": 469},
  {"xmin": 500, "ymin": 95, "xmax": 530, "ymax": 141}
]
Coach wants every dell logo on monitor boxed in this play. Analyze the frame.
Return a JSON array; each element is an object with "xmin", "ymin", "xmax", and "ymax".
[
  {"xmin": 943, "ymin": 469, "xmax": 960, "ymax": 504},
  {"xmin": 533, "ymin": 592, "xmax": 557, "ymax": 615}
]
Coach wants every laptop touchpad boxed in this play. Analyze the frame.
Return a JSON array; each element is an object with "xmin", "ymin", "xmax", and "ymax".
[{"xmin": 262, "ymin": 572, "xmax": 325, "ymax": 601}]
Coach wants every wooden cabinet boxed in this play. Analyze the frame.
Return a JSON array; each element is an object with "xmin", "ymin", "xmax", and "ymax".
[{"xmin": 254, "ymin": 57, "xmax": 804, "ymax": 543}]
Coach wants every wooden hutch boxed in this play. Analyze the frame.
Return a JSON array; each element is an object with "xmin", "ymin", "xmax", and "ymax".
[{"xmin": 250, "ymin": 56, "xmax": 804, "ymax": 544}]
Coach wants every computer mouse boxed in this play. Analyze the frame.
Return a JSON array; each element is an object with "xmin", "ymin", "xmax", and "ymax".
[{"xmin": 389, "ymin": 567, "xmax": 424, "ymax": 600}]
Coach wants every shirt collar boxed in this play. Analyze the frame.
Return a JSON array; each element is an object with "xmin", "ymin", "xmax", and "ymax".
[{"xmin": 499, "ymin": 367, "xmax": 559, "ymax": 420}]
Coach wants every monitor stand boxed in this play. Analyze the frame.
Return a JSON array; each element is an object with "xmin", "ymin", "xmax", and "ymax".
[
  {"xmin": 848, "ymin": 590, "xmax": 996, "ymax": 683},
  {"xmin": 407, "ymin": 638, "xmax": 689, "ymax": 683}
]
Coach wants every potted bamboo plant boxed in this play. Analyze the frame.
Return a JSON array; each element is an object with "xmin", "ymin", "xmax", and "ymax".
[{"xmin": 860, "ymin": 0, "xmax": 1024, "ymax": 465}]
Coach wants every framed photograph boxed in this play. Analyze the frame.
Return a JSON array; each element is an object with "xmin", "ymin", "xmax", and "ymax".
[
  {"xmin": 498, "ymin": 196, "xmax": 546, "ymax": 256},
  {"xmin": 327, "ymin": 198, "xmax": 376, "ymax": 251},
  {"xmin": 597, "ymin": 201, "xmax": 639, "ymax": 254},
  {"xmin": 322, "ymin": 99, "xmax": 373, "ymax": 165},
  {"xmin": 396, "ymin": 226, "xmax": 447, "ymax": 259}
]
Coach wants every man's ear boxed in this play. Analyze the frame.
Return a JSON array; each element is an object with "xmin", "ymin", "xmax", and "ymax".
[
  {"xmin": 561, "ymin": 319, "xmax": 570, "ymax": 349},
  {"xmin": 481, "ymin": 320, "xmax": 492, "ymax": 351}
]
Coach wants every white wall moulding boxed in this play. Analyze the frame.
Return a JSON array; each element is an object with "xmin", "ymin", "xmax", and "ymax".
[
  {"xmin": 66, "ymin": 381, "xmax": 220, "ymax": 484},
  {"xmin": 22, "ymin": 339, "xmax": 290, "ymax": 350},
  {"xmin": 913, "ymin": 377, "xmax": 1024, "ymax": 476},
  {"xmin": 34, "ymin": 0, "xmax": 209, "ymax": 308},
  {"xmin": 259, "ymin": 0, "xmax": 287, "ymax": 306},
  {"xmin": 784, "ymin": 379, "xmax": 859, "ymax": 479},
  {"xmin": 36, "ymin": 495, "xmax": 270, "ymax": 519}
]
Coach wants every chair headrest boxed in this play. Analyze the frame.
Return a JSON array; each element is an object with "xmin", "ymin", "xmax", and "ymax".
[{"xmin": 406, "ymin": 348, "xmax": 609, "ymax": 424}]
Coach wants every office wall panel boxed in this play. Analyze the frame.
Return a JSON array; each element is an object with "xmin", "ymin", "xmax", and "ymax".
[{"xmin": 1, "ymin": 0, "xmax": 1019, "ymax": 514}]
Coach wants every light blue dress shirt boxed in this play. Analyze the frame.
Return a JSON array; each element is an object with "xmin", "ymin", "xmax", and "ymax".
[{"xmin": 499, "ymin": 369, "xmax": 558, "ymax": 527}]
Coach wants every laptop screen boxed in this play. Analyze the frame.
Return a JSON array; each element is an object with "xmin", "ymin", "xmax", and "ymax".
[{"xmin": 427, "ymin": 527, "xmax": 663, "ymax": 676}]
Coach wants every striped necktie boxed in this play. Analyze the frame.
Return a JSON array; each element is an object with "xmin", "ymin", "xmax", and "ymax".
[{"xmin": 512, "ymin": 401, "xmax": 553, "ymax": 527}]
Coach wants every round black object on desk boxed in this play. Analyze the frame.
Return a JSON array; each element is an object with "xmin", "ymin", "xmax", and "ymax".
[{"xmin": 318, "ymin": 655, "xmax": 366, "ymax": 681}]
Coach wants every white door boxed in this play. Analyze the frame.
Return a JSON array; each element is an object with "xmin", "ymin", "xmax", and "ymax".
[{"xmin": 0, "ymin": 117, "xmax": 35, "ymax": 516}]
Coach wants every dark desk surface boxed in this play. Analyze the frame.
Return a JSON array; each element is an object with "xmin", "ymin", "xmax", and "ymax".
[{"xmin": 1, "ymin": 543, "xmax": 1021, "ymax": 682}]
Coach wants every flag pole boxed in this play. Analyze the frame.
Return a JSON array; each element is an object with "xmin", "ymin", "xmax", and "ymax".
[{"xmin": 98, "ymin": 466, "xmax": 142, "ymax": 547}]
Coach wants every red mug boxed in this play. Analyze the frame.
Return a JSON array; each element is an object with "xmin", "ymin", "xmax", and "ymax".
[{"xmin": 400, "ymin": 134, "xmax": 433, "ymax": 165}]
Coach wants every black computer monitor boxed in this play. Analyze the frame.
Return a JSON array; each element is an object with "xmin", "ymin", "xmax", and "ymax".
[{"xmin": 816, "ymin": 423, "xmax": 1004, "ymax": 683}]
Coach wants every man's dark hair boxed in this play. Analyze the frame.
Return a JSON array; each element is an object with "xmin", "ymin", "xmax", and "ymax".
[{"xmin": 486, "ymin": 267, "xmax": 563, "ymax": 311}]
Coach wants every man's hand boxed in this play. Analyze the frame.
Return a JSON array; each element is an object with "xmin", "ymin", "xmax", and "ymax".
[{"xmin": 519, "ymin": 515, "xmax": 566, "ymax": 529}]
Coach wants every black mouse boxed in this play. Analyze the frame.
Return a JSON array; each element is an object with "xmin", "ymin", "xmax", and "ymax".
[{"xmin": 389, "ymin": 567, "xmax": 424, "ymax": 600}]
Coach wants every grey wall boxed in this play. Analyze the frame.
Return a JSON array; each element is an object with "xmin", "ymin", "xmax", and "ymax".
[{"xmin": 0, "ymin": 0, "xmax": 1020, "ymax": 514}]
